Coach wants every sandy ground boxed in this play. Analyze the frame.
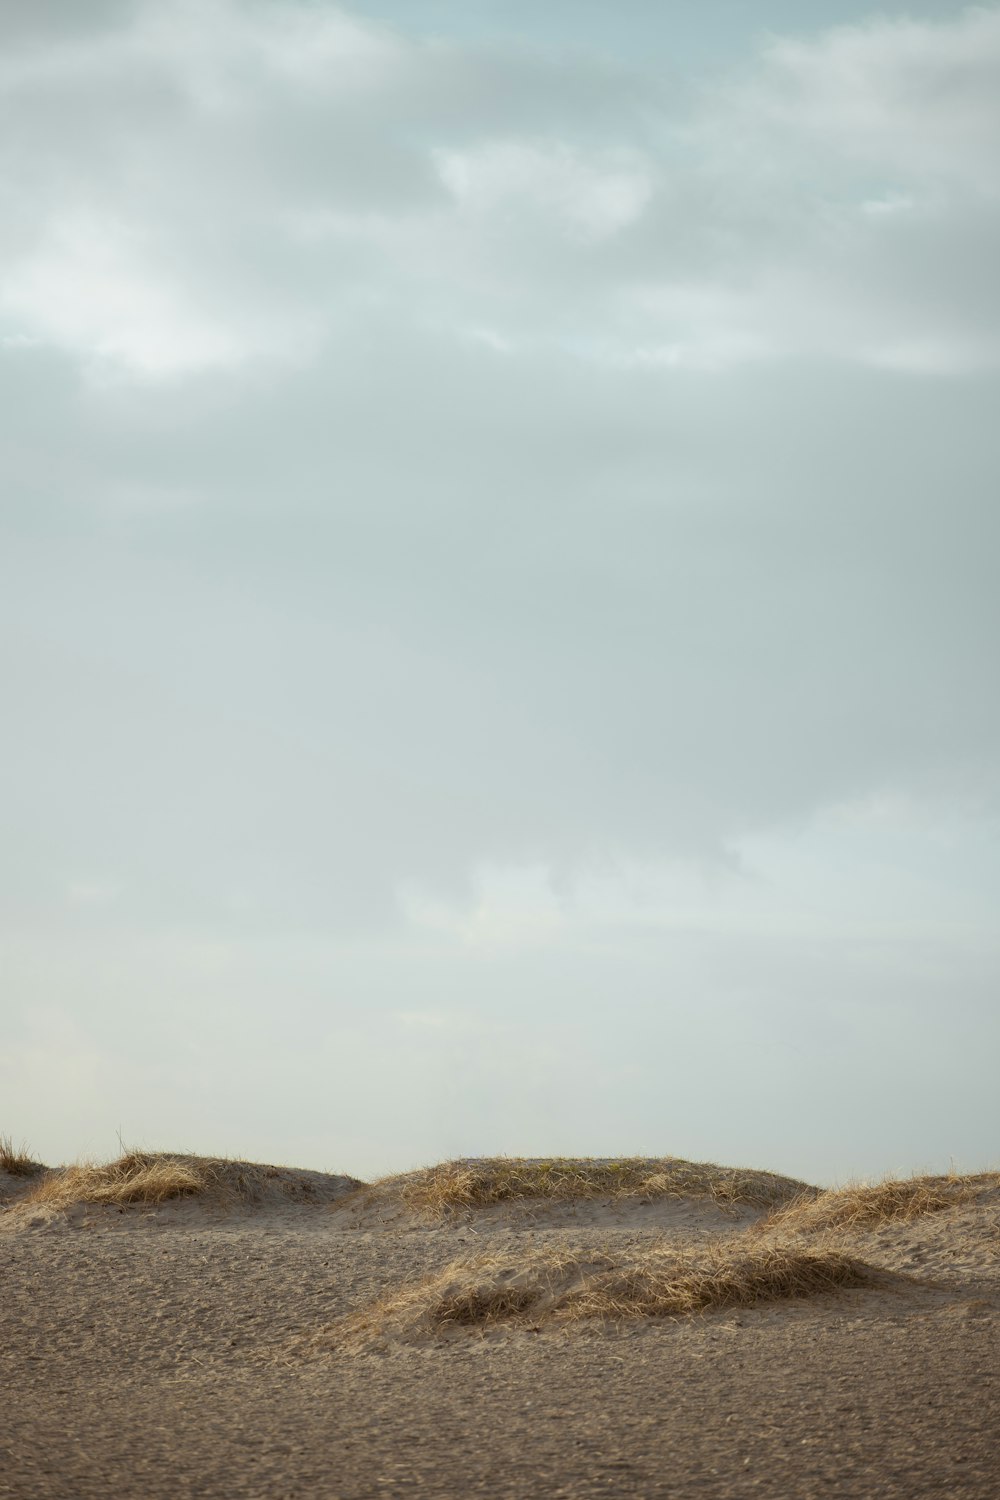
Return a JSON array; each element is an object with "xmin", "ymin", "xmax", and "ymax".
[{"xmin": 2, "ymin": 1166, "xmax": 998, "ymax": 1499}]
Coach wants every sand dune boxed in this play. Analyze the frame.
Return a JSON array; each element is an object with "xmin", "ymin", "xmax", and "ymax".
[
  {"xmin": 2, "ymin": 1146, "xmax": 998, "ymax": 1498},
  {"xmin": 323, "ymin": 1239, "xmax": 882, "ymax": 1352},
  {"xmin": 1, "ymin": 1150, "xmax": 360, "ymax": 1233}
]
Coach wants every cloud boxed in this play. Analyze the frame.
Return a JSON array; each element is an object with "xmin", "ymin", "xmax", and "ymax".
[
  {"xmin": 1, "ymin": 1, "xmax": 998, "ymax": 933},
  {"xmin": 748, "ymin": 8, "xmax": 1000, "ymax": 192},
  {"xmin": 663, "ymin": 6, "xmax": 1000, "ymax": 372},
  {"xmin": 434, "ymin": 141, "xmax": 653, "ymax": 242},
  {"xmin": 3, "ymin": 2, "xmax": 998, "ymax": 375},
  {"xmin": 1, "ymin": 211, "xmax": 248, "ymax": 375}
]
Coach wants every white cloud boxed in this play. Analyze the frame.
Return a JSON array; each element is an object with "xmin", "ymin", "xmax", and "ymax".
[
  {"xmin": 0, "ymin": 0, "xmax": 405, "ymax": 108},
  {"xmin": 0, "ymin": 1, "xmax": 998, "ymax": 907},
  {"xmin": 751, "ymin": 8, "xmax": 1000, "ymax": 193},
  {"xmin": 2, "ymin": 2, "xmax": 998, "ymax": 375},
  {"xmin": 434, "ymin": 141, "xmax": 653, "ymax": 241},
  {"xmin": 1, "ymin": 213, "xmax": 244, "ymax": 376}
]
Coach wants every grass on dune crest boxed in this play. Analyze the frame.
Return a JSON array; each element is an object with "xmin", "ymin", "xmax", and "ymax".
[
  {"xmin": 334, "ymin": 1239, "xmax": 874, "ymax": 1348},
  {"xmin": 17, "ymin": 1152, "xmax": 306, "ymax": 1210},
  {"xmin": 376, "ymin": 1156, "xmax": 814, "ymax": 1217},
  {"xmin": 0, "ymin": 1136, "xmax": 44, "ymax": 1178},
  {"xmin": 761, "ymin": 1171, "xmax": 1000, "ymax": 1234}
]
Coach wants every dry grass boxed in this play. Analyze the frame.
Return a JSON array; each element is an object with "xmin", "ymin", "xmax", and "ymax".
[
  {"xmin": 332, "ymin": 1238, "xmax": 875, "ymax": 1349},
  {"xmin": 21, "ymin": 1153, "xmax": 207, "ymax": 1209},
  {"xmin": 0, "ymin": 1136, "xmax": 43, "ymax": 1178},
  {"xmin": 368, "ymin": 1156, "xmax": 813, "ymax": 1219},
  {"xmin": 761, "ymin": 1172, "xmax": 1000, "ymax": 1234},
  {"xmin": 16, "ymin": 1151, "xmax": 309, "ymax": 1212}
]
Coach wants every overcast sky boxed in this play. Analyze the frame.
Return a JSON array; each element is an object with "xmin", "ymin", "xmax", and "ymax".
[{"xmin": 2, "ymin": 0, "xmax": 998, "ymax": 1184}]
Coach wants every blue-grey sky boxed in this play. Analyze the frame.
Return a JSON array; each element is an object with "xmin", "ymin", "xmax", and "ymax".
[{"xmin": 2, "ymin": 0, "xmax": 998, "ymax": 1183}]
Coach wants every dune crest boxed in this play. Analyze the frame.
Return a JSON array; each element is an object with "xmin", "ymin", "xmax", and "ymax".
[
  {"xmin": 333, "ymin": 1154, "xmax": 814, "ymax": 1231},
  {"xmin": 0, "ymin": 1148, "xmax": 361, "ymax": 1231}
]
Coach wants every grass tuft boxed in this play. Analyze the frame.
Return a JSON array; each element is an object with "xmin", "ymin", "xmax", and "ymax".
[
  {"xmin": 21, "ymin": 1153, "xmax": 206, "ymax": 1209},
  {"xmin": 0, "ymin": 1136, "xmax": 44, "ymax": 1178},
  {"xmin": 761, "ymin": 1172, "xmax": 1000, "ymax": 1234},
  {"xmin": 333, "ymin": 1238, "xmax": 874, "ymax": 1348},
  {"xmin": 15, "ymin": 1151, "xmax": 320, "ymax": 1212},
  {"xmin": 369, "ymin": 1156, "xmax": 812, "ymax": 1218}
]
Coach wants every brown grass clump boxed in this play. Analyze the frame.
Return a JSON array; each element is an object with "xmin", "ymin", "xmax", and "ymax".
[
  {"xmin": 762, "ymin": 1172, "xmax": 1000, "ymax": 1234},
  {"xmin": 15, "ymin": 1151, "xmax": 315, "ymax": 1212},
  {"xmin": 20, "ymin": 1153, "xmax": 207, "ymax": 1209},
  {"xmin": 0, "ymin": 1136, "xmax": 43, "ymax": 1178},
  {"xmin": 333, "ymin": 1238, "xmax": 874, "ymax": 1349},
  {"xmin": 562, "ymin": 1243, "xmax": 873, "ymax": 1322},
  {"xmin": 371, "ymin": 1156, "xmax": 812, "ymax": 1218}
]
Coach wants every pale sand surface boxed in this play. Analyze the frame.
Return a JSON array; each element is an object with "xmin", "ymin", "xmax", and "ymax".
[{"xmin": 2, "ymin": 1165, "xmax": 998, "ymax": 1499}]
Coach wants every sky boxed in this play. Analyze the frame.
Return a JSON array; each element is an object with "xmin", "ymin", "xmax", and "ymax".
[{"xmin": 1, "ymin": 0, "xmax": 998, "ymax": 1185}]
